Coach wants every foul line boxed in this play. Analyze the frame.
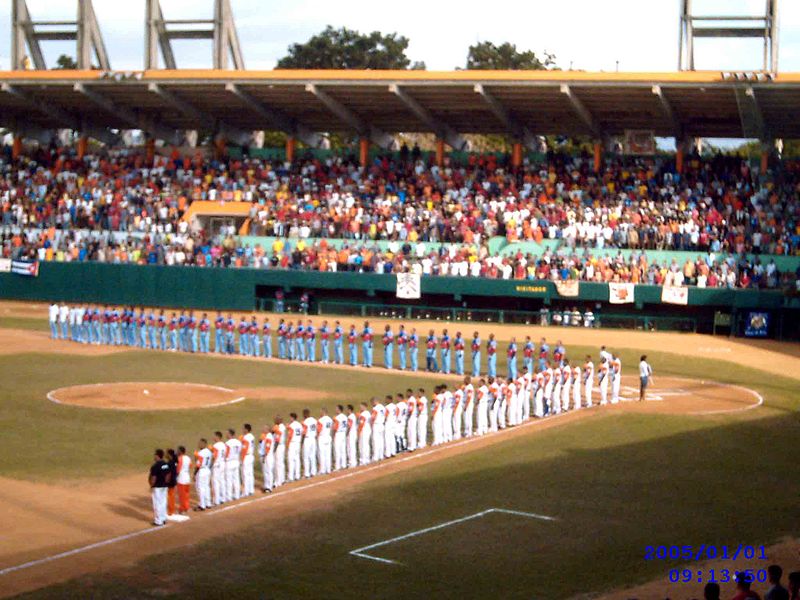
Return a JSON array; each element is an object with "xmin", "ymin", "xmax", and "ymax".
[{"xmin": 349, "ymin": 507, "xmax": 556, "ymax": 564}]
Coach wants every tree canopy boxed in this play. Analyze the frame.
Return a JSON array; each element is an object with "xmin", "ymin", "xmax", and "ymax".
[
  {"xmin": 53, "ymin": 54, "xmax": 78, "ymax": 70},
  {"xmin": 276, "ymin": 26, "xmax": 425, "ymax": 70},
  {"xmin": 465, "ymin": 41, "xmax": 556, "ymax": 70}
]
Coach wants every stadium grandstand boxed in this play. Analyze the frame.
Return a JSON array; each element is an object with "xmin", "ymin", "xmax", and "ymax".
[{"xmin": 1, "ymin": 0, "xmax": 799, "ymax": 337}]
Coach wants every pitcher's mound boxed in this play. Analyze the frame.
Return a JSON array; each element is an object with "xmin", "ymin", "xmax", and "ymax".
[{"xmin": 47, "ymin": 382, "xmax": 245, "ymax": 410}]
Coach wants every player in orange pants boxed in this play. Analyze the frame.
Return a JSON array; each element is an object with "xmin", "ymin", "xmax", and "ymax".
[{"xmin": 176, "ymin": 446, "xmax": 192, "ymax": 513}]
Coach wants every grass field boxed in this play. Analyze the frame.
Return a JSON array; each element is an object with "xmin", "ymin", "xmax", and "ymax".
[{"xmin": 1, "ymin": 309, "xmax": 799, "ymax": 599}]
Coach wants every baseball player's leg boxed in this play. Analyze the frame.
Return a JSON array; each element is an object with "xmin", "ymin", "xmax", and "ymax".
[
  {"xmin": 275, "ymin": 447, "xmax": 286, "ymax": 486},
  {"xmin": 384, "ymin": 426, "xmax": 394, "ymax": 457},
  {"xmin": 349, "ymin": 433, "xmax": 358, "ymax": 467},
  {"xmin": 152, "ymin": 487, "xmax": 167, "ymax": 525},
  {"xmin": 360, "ymin": 431, "xmax": 371, "ymax": 465},
  {"xmin": 264, "ymin": 455, "xmax": 275, "ymax": 491},
  {"xmin": 410, "ymin": 350, "xmax": 417, "ymax": 371},
  {"xmin": 418, "ymin": 416, "xmax": 427, "ymax": 447},
  {"xmin": 244, "ymin": 455, "xmax": 255, "ymax": 495}
]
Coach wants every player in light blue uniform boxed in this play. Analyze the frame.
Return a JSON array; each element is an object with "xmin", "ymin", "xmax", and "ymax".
[
  {"xmin": 348, "ymin": 325, "xmax": 358, "ymax": 366},
  {"xmin": 396, "ymin": 324, "xmax": 407, "ymax": 370},
  {"xmin": 426, "ymin": 330, "xmax": 438, "ymax": 372},
  {"xmin": 199, "ymin": 313, "xmax": 211, "ymax": 353},
  {"xmin": 333, "ymin": 321, "xmax": 344, "ymax": 364},
  {"xmin": 487, "ymin": 334, "xmax": 498, "ymax": 378},
  {"xmin": 157, "ymin": 311, "xmax": 167, "ymax": 350},
  {"xmin": 382, "ymin": 325, "xmax": 394, "ymax": 370},
  {"xmin": 214, "ymin": 313, "xmax": 224, "ymax": 353},
  {"xmin": 319, "ymin": 320, "xmax": 330, "ymax": 363},
  {"xmin": 454, "ymin": 331, "xmax": 465, "ymax": 376},
  {"xmin": 120, "ymin": 308, "xmax": 130, "ymax": 346},
  {"xmin": 439, "ymin": 329, "xmax": 451, "ymax": 374},
  {"xmin": 249, "ymin": 317, "xmax": 260, "ymax": 357},
  {"xmin": 523, "ymin": 336, "xmax": 534, "ymax": 373},
  {"xmin": 262, "ymin": 318, "xmax": 272, "ymax": 358},
  {"xmin": 471, "ymin": 332, "xmax": 481, "ymax": 377},
  {"xmin": 305, "ymin": 320, "xmax": 316, "ymax": 362},
  {"xmin": 169, "ymin": 313, "xmax": 179, "ymax": 351},
  {"xmin": 296, "ymin": 323, "xmax": 306, "ymax": 361},
  {"xmin": 507, "ymin": 338, "xmax": 518, "ymax": 379},
  {"xmin": 190, "ymin": 312, "xmax": 199, "ymax": 353},
  {"xmin": 361, "ymin": 322, "xmax": 373, "ymax": 368},
  {"xmin": 277, "ymin": 319, "xmax": 287, "ymax": 359},
  {"xmin": 408, "ymin": 328, "xmax": 419, "ymax": 372}
]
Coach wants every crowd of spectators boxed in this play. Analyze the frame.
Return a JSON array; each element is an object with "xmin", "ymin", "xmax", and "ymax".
[{"xmin": 1, "ymin": 144, "xmax": 799, "ymax": 290}]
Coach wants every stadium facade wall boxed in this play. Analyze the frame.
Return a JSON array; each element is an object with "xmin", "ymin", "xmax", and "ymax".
[{"xmin": 0, "ymin": 263, "xmax": 797, "ymax": 339}]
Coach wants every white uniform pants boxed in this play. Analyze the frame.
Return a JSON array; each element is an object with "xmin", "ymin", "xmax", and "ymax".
[
  {"xmin": 151, "ymin": 487, "xmax": 167, "ymax": 525},
  {"xmin": 521, "ymin": 390, "xmax": 530, "ymax": 421},
  {"xmin": 334, "ymin": 433, "xmax": 347, "ymax": 470},
  {"xmin": 417, "ymin": 415, "xmax": 428, "ymax": 447},
  {"xmin": 196, "ymin": 467, "xmax": 211, "ymax": 508},
  {"xmin": 464, "ymin": 407, "xmax": 474, "ymax": 437},
  {"xmin": 453, "ymin": 408, "xmax": 463, "ymax": 439},
  {"xmin": 225, "ymin": 461, "xmax": 241, "ymax": 500},
  {"xmin": 562, "ymin": 381, "xmax": 571, "ymax": 412},
  {"xmin": 534, "ymin": 389, "xmax": 544, "ymax": 418},
  {"xmin": 262, "ymin": 454, "xmax": 275, "ymax": 490},
  {"xmin": 242, "ymin": 454, "xmax": 255, "ymax": 496},
  {"xmin": 489, "ymin": 401, "xmax": 499, "ymax": 432},
  {"xmin": 359, "ymin": 430, "xmax": 371, "ymax": 465},
  {"xmin": 384, "ymin": 423, "xmax": 395, "ymax": 457},
  {"xmin": 612, "ymin": 374, "xmax": 621, "ymax": 403},
  {"xmin": 212, "ymin": 466, "xmax": 225, "ymax": 504},
  {"xmin": 274, "ymin": 446, "xmax": 286, "ymax": 487},
  {"xmin": 287, "ymin": 444, "xmax": 301, "ymax": 481},
  {"xmin": 553, "ymin": 383, "xmax": 562, "ymax": 414},
  {"xmin": 599, "ymin": 378, "xmax": 608, "ymax": 405},
  {"xmin": 573, "ymin": 381, "xmax": 582, "ymax": 410},
  {"xmin": 443, "ymin": 409, "xmax": 453, "ymax": 442},
  {"xmin": 303, "ymin": 438, "xmax": 318, "ymax": 477},
  {"xmin": 348, "ymin": 433, "xmax": 358, "ymax": 468},
  {"xmin": 477, "ymin": 402, "xmax": 488, "ymax": 434},
  {"xmin": 372, "ymin": 425, "xmax": 384, "ymax": 461},
  {"xmin": 318, "ymin": 438, "xmax": 332, "ymax": 474},
  {"xmin": 432, "ymin": 413, "xmax": 443, "ymax": 445},
  {"xmin": 407, "ymin": 416, "xmax": 418, "ymax": 450}
]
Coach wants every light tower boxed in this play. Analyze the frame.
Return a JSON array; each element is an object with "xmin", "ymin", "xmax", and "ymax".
[
  {"xmin": 11, "ymin": 0, "xmax": 110, "ymax": 70},
  {"xmin": 678, "ymin": 0, "xmax": 779, "ymax": 72}
]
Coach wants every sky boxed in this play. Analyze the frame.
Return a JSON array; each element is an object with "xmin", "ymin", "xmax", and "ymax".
[{"xmin": 0, "ymin": 0, "xmax": 798, "ymax": 72}]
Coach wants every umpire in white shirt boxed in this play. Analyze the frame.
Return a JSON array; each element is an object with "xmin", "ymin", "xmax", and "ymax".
[{"xmin": 639, "ymin": 355, "xmax": 653, "ymax": 402}]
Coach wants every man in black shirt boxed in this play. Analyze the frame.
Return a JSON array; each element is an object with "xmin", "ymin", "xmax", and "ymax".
[{"xmin": 149, "ymin": 449, "xmax": 171, "ymax": 526}]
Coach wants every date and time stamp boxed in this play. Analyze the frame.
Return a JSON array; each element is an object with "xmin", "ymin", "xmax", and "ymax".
[{"xmin": 645, "ymin": 545, "xmax": 770, "ymax": 585}]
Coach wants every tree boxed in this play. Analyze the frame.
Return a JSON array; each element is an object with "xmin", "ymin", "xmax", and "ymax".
[
  {"xmin": 276, "ymin": 26, "xmax": 425, "ymax": 70},
  {"xmin": 464, "ymin": 42, "xmax": 556, "ymax": 70},
  {"xmin": 53, "ymin": 54, "xmax": 78, "ymax": 70}
]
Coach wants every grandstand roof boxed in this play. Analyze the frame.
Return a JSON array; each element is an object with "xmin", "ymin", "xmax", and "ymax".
[{"xmin": 2, "ymin": 69, "xmax": 800, "ymax": 141}]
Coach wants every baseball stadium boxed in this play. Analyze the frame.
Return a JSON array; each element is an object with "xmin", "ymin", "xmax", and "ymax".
[{"xmin": 1, "ymin": 1, "xmax": 800, "ymax": 599}]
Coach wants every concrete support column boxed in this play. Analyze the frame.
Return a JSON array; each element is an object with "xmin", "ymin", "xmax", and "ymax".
[
  {"xmin": 359, "ymin": 137, "xmax": 369, "ymax": 167},
  {"xmin": 593, "ymin": 141, "xmax": 602, "ymax": 173},
  {"xmin": 286, "ymin": 136, "xmax": 296, "ymax": 163},
  {"xmin": 12, "ymin": 135, "xmax": 22, "ymax": 160},
  {"xmin": 145, "ymin": 138, "xmax": 156, "ymax": 165},
  {"xmin": 435, "ymin": 137, "xmax": 445, "ymax": 167},
  {"xmin": 77, "ymin": 136, "xmax": 88, "ymax": 160},
  {"xmin": 512, "ymin": 142, "xmax": 522, "ymax": 168}
]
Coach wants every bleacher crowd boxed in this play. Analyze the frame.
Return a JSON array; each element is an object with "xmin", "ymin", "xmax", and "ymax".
[{"xmin": 5, "ymin": 147, "xmax": 800, "ymax": 289}]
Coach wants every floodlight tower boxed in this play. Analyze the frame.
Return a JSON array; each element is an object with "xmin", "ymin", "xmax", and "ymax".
[
  {"xmin": 678, "ymin": 0, "xmax": 779, "ymax": 72},
  {"xmin": 11, "ymin": 0, "xmax": 111, "ymax": 70}
]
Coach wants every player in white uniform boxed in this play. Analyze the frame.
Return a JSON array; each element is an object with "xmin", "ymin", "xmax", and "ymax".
[
  {"xmin": 224, "ymin": 428, "xmax": 242, "ymax": 501},
  {"xmin": 317, "ymin": 408, "xmax": 333, "ymax": 475},
  {"xmin": 405, "ymin": 390, "xmax": 418, "ymax": 451},
  {"xmin": 533, "ymin": 371, "xmax": 545, "ymax": 418},
  {"xmin": 561, "ymin": 362, "xmax": 572, "ymax": 413},
  {"xmin": 384, "ymin": 397, "xmax": 396, "ymax": 457},
  {"xmin": 211, "ymin": 431, "xmax": 227, "ymax": 504},
  {"xmin": 371, "ymin": 398, "xmax": 386, "ymax": 461},
  {"xmin": 572, "ymin": 364, "xmax": 582, "ymax": 410},
  {"xmin": 416, "ymin": 389, "xmax": 428, "ymax": 448},
  {"xmin": 48, "ymin": 302, "xmax": 59, "ymax": 339},
  {"xmin": 333, "ymin": 405, "xmax": 348, "ymax": 470},
  {"xmin": 599, "ymin": 346, "xmax": 613, "ymax": 365},
  {"xmin": 611, "ymin": 355, "xmax": 622, "ymax": 403},
  {"xmin": 58, "ymin": 303, "xmax": 69, "ymax": 340},
  {"xmin": 358, "ymin": 402, "xmax": 372, "ymax": 466},
  {"xmin": 518, "ymin": 370, "xmax": 530, "ymax": 423},
  {"xmin": 301, "ymin": 409, "xmax": 318, "ymax": 478},
  {"xmin": 431, "ymin": 386, "xmax": 444, "ymax": 445},
  {"xmin": 476, "ymin": 379, "xmax": 489, "ymax": 435},
  {"xmin": 273, "ymin": 417, "xmax": 286, "ymax": 488},
  {"xmin": 552, "ymin": 367, "xmax": 563, "ymax": 415},
  {"xmin": 286, "ymin": 413, "xmax": 303, "ymax": 481},
  {"xmin": 346, "ymin": 405, "xmax": 358, "ymax": 468},
  {"xmin": 598, "ymin": 359, "xmax": 610, "ymax": 405},
  {"xmin": 442, "ymin": 385, "xmax": 454, "ymax": 442},
  {"xmin": 488, "ymin": 378, "xmax": 500, "ymax": 432},
  {"xmin": 543, "ymin": 364, "xmax": 554, "ymax": 416},
  {"xmin": 583, "ymin": 356, "xmax": 595, "ymax": 407},
  {"xmin": 501, "ymin": 379, "xmax": 513, "ymax": 428},
  {"xmin": 240, "ymin": 424, "xmax": 256, "ymax": 497},
  {"xmin": 463, "ymin": 377, "xmax": 475, "ymax": 437},
  {"xmin": 259, "ymin": 426, "xmax": 275, "ymax": 492},
  {"xmin": 395, "ymin": 394, "xmax": 408, "ymax": 453},
  {"xmin": 194, "ymin": 438, "xmax": 213, "ymax": 510},
  {"xmin": 452, "ymin": 386, "xmax": 464, "ymax": 440}
]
